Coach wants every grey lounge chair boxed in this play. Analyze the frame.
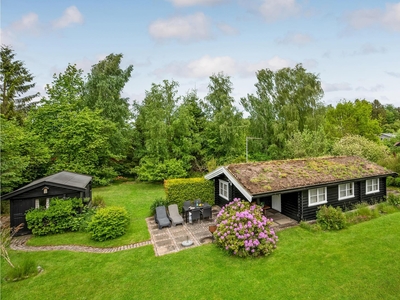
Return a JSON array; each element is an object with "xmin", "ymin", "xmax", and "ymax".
[
  {"xmin": 168, "ymin": 204, "xmax": 184, "ymax": 226},
  {"xmin": 155, "ymin": 206, "xmax": 171, "ymax": 229}
]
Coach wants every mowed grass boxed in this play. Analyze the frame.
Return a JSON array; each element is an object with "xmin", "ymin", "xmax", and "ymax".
[
  {"xmin": 27, "ymin": 181, "xmax": 165, "ymax": 247},
  {"xmin": 2, "ymin": 213, "xmax": 400, "ymax": 300}
]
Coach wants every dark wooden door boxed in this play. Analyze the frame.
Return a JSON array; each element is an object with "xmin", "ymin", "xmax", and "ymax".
[{"xmin": 11, "ymin": 199, "xmax": 34, "ymax": 235}]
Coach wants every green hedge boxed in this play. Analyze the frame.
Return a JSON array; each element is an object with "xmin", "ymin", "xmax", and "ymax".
[{"xmin": 164, "ymin": 178, "xmax": 214, "ymax": 210}]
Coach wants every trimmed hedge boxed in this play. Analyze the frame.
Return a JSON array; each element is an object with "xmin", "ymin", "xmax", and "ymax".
[{"xmin": 164, "ymin": 178, "xmax": 214, "ymax": 210}]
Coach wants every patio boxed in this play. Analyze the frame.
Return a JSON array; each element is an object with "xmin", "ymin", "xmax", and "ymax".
[{"xmin": 146, "ymin": 206, "xmax": 298, "ymax": 256}]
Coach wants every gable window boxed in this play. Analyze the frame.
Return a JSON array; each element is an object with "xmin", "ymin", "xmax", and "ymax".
[
  {"xmin": 308, "ymin": 187, "xmax": 327, "ymax": 206},
  {"xmin": 339, "ymin": 183, "xmax": 354, "ymax": 200},
  {"xmin": 366, "ymin": 178, "xmax": 379, "ymax": 194},
  {"xmin": 219, "ymin": 180, "xmax": 229, "ymax": 200}
]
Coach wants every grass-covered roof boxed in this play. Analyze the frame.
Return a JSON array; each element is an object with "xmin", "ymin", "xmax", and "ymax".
[{"xmin": 226, "ymin": 156, "xmax": 396, "ymax": 195}]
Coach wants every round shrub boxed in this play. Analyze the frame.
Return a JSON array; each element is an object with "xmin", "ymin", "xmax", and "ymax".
[
  {"xmin": 316, "ymin": 205, "xmax": 347, "ymax": 230},
  {"xmin": 214, "ymin": 198, "xmax": 278, "ymax": 258},
  {"xmin": 87, "ymin": 206, "xmax": 129, "ymax": 241}
]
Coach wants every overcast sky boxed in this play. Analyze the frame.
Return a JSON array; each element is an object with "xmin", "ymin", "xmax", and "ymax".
[{"xmin": 2, "ymin": 0, "xmax": 400, "ymax": 108}]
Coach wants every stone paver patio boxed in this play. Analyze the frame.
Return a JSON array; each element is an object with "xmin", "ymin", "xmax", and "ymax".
[{"xmin": 147, "ymin": 206, "xmax": 298, "ymax": 256}]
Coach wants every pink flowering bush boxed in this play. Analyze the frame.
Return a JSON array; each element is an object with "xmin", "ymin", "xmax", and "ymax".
[{"xmin": 214, "ymin": 198, "xmax": 278, "ymax": 258}]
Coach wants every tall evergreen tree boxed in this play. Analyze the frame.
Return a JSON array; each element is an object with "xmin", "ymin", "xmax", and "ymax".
[{"xmin": 0, "ymin": 45, "xmax": 39, "ymax": 123}]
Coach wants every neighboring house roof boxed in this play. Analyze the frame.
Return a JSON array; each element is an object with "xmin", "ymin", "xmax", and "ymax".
[
  {"xmin": 1, "ymin": 171, "xmax": 92, "ymax": 200},
  {"xmin": 205, "ymin": 156, "xmax": 397, "ymax": 201}
]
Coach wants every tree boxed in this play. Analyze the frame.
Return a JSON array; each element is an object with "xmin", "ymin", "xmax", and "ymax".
[
  {"xmin": 84, "ymin": 53, "xmax": 133, "ymax": 126},
  {"xmin": 203, "ymin": 72, "xmax": 247, "ymax": 164},
  {"xmin": 0, "ymin": 117, "xmax": 50, "ymax": 194},
  {"xmin": 370, "ymin": 99, "xmax": 386, "ymax": 126},
  {"xmin": 241, "ymin": 64, "xmax": 325, "ymax": 158},
  {"xmin": 0, "ymin": 45, "xmax": 39, "ymax": 123},
  {"xmin": 325, "ymin": 99, "xmax": 381, "ymax": 141}
]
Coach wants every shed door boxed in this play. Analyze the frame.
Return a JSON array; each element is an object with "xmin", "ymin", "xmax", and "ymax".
[
  {"xmin": 11, "ymin": 199, "xmax": 34, "ymax": 235},
  {"xmin": 272, "ymin": 194, "xmax": 281, "ymax": 212}
]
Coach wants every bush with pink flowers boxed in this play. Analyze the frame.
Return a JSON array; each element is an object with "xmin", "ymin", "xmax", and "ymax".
[{"xmin": 214, "ymin": 198, "xmax": 278, "ymax": 257}]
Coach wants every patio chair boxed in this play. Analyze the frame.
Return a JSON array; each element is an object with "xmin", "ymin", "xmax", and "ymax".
[
  {"xmin": 155, "ymin": 206, "xmax": 171, "ymax": 229},
  {"xmin": 191, "ymin": 208, "xmax": 201, "ymax": 224},
  {"xmin": 201, "ymin": 206, "xmax": 212, "ymax": 221},
  {"xmin": 168, "ymin": 204, "xmax": 184, "ymax": 226}
]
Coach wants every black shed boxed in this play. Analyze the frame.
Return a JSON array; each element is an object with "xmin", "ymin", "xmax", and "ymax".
[{"xmin": 1, "ymin": 171, "xmax": 92, "ymax": 235}]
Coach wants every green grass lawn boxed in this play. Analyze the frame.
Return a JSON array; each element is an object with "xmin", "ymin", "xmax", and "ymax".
[
  {"xmin": 2, "ymin": 213, "xmax": 400, "ymax": 299},
  {"xmin": 26, "ymin": 181, "xmax": 165, "ymax": 248},
  {"xmin": 2, "ymin": 181, "xmax": 400, "ymax": 299}
]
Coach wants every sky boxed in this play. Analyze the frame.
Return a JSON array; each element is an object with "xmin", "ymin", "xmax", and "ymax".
[{"xmin": 2, "ymin": 0, "xmax": 400, "ymax": 109}]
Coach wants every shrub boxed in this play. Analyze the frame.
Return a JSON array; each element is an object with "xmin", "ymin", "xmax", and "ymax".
[
  {"xmin": 214, "ymin": 198, "xmax": 278, "ymax": 258},
  {"xmin": 87, "ymin": 206, "xmax": 129, "ymax": 241},
  {"xmin": 387, "ymin": 193, "xmax": 400, "ymax": 206},
  {"xmin": 150, "ymin": 198, "xmax": 171, "ymax": 215},
  {"xmin": 376, "ymin": 202, "xmax": 400, "ymax": 214},
  {"xmin": 164, "ymin": 178, "xmax": 214, "ymax": 210},
  {"xmin": 299, "ymin": 221, "xmax": 322, "ymax": 232},
  {"xmin": 316, "ymin": 205, "xmax": 347, "ymax": 230},
  {"xmin": 345, "ymin": 202, "xmax": 380, "ymax": 224},
  {"xmin": 92, "ymin": 195, "xmax": 106, "ymax": 207}
]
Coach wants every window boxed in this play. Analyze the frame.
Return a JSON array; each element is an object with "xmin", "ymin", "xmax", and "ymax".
[
  {"xmin": 308, "ymin": 187, "xmax": 327, "ymax": 206},
  {"xmin": 35, "ymin": 198, "xmax": 50, "ymax": 209},
  {"xmin": 339, "ymin": 183, "xmax": 354, "ymax": 200},
  {"xmin": 219, "ymin": 180, "xmax": 229, "ymax": 200},
  {"xmin": 366, "ymin": 178, "xmax": 379, "ymax": 194}
]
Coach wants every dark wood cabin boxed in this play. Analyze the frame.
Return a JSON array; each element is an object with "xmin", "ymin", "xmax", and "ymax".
[
  {"xmin": 1, "ymin": 171, "xmax": 92, "ymax": 235},
  {"xmin": 205, "ymin": 156, "xmax": 397, "ymax": 222}
]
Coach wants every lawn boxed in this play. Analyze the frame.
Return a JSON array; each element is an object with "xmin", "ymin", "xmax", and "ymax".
[
  {"xmin": 2, "ymin": 182, "xmax": 400, "ymax": 299},
  {"xmin": 26, "ymin": 180, "xmax": 165, "ymax": 248}
]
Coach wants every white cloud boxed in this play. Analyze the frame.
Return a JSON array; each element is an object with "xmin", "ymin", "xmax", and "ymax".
[
  {"xmin": 52, "ymin": 6, "xmax": 84, "ymax": 29},
  {"xmin": 345, "ymin": 2, "xmax": 400, "ymax": 32},
  {"xmin": 357, "ymin": 43, "xmax": 386, "ymax": 55},
  {"xmin": 356, "ymin": 84, "xmax": 384, "ymax": 92},
  {"xmin": 386, "ymin": 71, "xmax": 400, "ymax": 78},
  {"xmin": 153, "ymin": 55, "xmax": 294, "ymax": 79},
  {"xmin": 148, "ymin": 13, "xmax": 211, "ymax": 42},
  {"xmin": 217, "ymin": 23, "xmax": 239, "ymax": 35},
  {"xmin": 167, "ymin": 0, "xmax": 227, "ymax": 7},
  {"xmin": 322, "ymin": 82, "xmax": 352, "ymax": 93},
  {"xmin": 276, "ymin": 32, "xmax": 313, "ymax": 46},
  {"xmin": 11, "ymin": 12, "xmax": 40, "ymax": 32},
  {"xmin": 259, "ymin": 0, "xmax": 301, "ymax": 22}
]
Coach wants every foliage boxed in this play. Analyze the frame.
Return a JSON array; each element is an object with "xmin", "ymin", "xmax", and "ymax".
[
  {"xmin": 283, "ymin": 126, "xmax": 330, "ymax": 158},
  {"xmin": 92, "ymin": 194, "xmax": 106, "ymax": 207},
  {"xmin": 316, "ymin": 205, "xmax": 347, "ymax": 230},
  {"xmin": 331, "ymin": 135, "xmax": 390, "ymax": 163},
  {"xmin": 214, "ymin": 198, "xmax": 278, "ymax": 257},
  {"xmin": 0, "ymin": 117, "xmax": 50, "ymax": 194},
  {"xmin": 345, "ymin": 202, "xmax": 380, "ymax": 224},
  {"xmin": 135, "ymin": 157, "xmax": 188, "ymax": 181},
  {"xmin": 1, "ymin": 223, "xmax": 23, "ymax": 268},
  {"xmin": 87, "ymin": 206, "xmax": 129, "ymax": 241},
  {"xmin": 242, "ymin": 64, "xmax": 324, "ymax": 156},
  {"xmin": 25, "ymin": 198, "xmax": 82, "ymax": 236},
  {"xmin": 0, "ymin": 45, "xmax": 39, "ymax": 124},
  {"xmin": 149, "ymin": 198, "xmax": 171, "ymax": 215},
  {"xmin": 386, "ymin": 193, "xmax": 400, "ymax": 206},
  {"xmin": 4, "ymin": 257, "xmax": 39, "ymax": 282},
  {"xmin": 376, "ymin": 201, "xmax": 400, "ymax": 214},
  {"xmin": 325, "ymin": 99, "xmax": 382, "ymax": 141},
  {"xmin": 164, "ymin": 177, "xmax": 214, "ymax": 210},
  {"xmin": 379, "ymin": 156, "xmax": 400, "ymax": 174}
]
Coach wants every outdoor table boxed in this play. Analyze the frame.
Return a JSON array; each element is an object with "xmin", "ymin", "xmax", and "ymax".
[{"xmin": 183, "ymin": 203, "xmax": 211, "ymax": 223}]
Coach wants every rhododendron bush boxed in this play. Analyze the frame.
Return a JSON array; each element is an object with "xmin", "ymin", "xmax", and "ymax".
[{"xmin": 214, "ymin": 198, "xmax": 278, "ymax": 257}]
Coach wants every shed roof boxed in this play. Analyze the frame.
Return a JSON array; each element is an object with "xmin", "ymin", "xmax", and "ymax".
[
  {"xmin": 1, "ymin": 171, "xmax": 92, "ymax": 200},
  {"xmin": 205, "ymin": 156, "xmax": 397, "ymax": 200}
]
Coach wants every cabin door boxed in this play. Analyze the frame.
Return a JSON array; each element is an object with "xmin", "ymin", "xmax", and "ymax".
[
  {"xmin": 271, "ymin": 194, "xmax": 281, "ymax": 212},
  {"xmin": 11, "ymin": 199, "xmax": 34, "ymax": 235}
]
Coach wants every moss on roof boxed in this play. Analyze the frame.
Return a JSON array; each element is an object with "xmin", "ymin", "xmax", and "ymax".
[{"xmin": 226, "ymin": 156, "xmax": 396, "ymax": 195}]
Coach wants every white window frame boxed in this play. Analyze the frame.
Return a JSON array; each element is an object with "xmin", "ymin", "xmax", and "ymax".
[
  {"xmin": 366, "ymin": 178, "xmax": 379, "ymax": 194},
  {"xmin": 308, "ymin": 187, "xmax": 327, "ymax": 206},
  {"xmin": 338, "ymin": 182, "xmax": 355, "ymax": 200},
  {"xmin": 219, "ymin": 180, "xmax": 229, "ymax": 200}
]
